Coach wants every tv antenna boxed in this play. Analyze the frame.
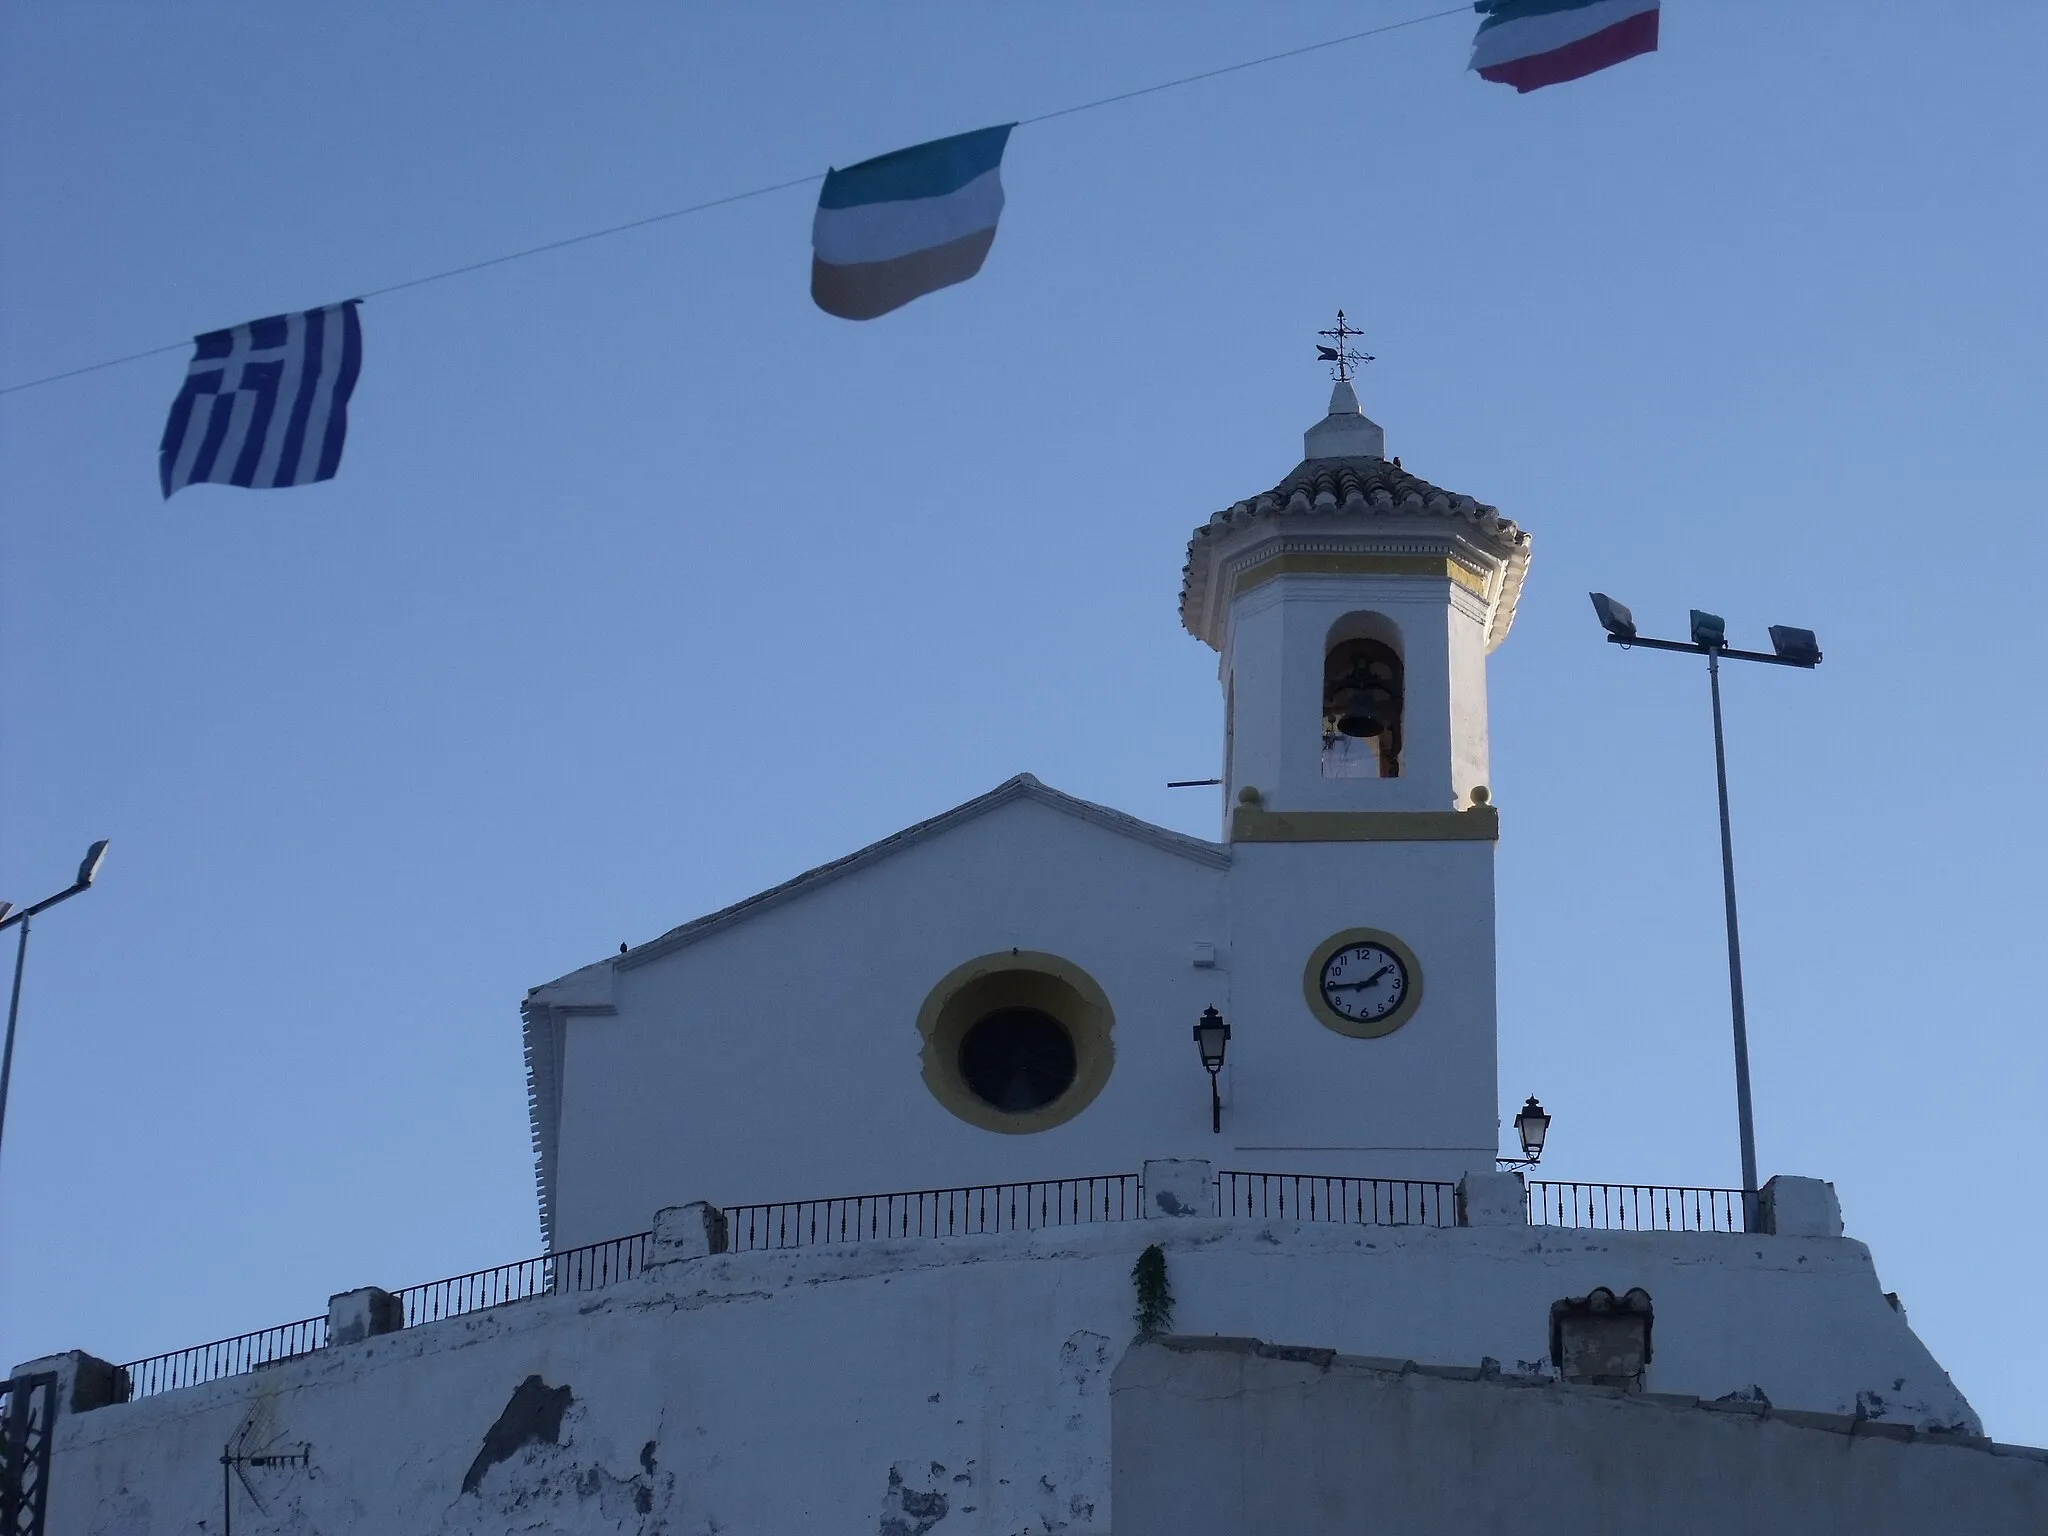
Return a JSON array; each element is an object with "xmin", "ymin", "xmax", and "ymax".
[
  {"xmin": 220, "ymin": 1420, "xmax": 312, "ymax": 1536},
  {"xmin": 1315, "ymin": 310, "xmax": 1374, "ymax": 383}
]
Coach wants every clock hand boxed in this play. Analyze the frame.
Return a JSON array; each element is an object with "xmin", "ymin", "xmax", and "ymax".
[{"xmin": 1330, "ymin": 966, "xmax": 1395, "ymax": 992}]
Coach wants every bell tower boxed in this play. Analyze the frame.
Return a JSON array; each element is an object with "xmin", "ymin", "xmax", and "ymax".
[
  {"xmin": 1179, "ymin": 340, "xmax": 1532, "ymax": 1177},
  {"xmin": 1180, "ymin": 363, "xmax": 1530, "ymax": 829}
]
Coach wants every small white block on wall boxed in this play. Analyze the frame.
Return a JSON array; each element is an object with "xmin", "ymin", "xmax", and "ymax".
[
  {"xmin": 1758, "ymin": 1176, "xmax": 1844, "ymax": 1238},
  {"xmin": 1143, "ymin": 1159, "xmax": 1216, "ymax": 1218},
  {"xmin": 1456, "ymin": 1170, "xmax": 1527, "ymax": 1227},
  {"xmin": 651, "ymin": 1200, "xmax": 729, "ymax": 1263}
]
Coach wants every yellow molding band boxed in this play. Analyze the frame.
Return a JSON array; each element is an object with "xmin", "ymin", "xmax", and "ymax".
[
  {"xmin": 1230, "ymin": 805, "xmax": 1500, "ymax": 843},
  {"xmin": 1232, "ymin": 552, "xmax": 1491, "ymax": 600}
]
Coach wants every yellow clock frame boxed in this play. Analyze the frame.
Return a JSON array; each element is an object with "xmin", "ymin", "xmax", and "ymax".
[{"xmin": 1302, "ymin": 927, "xmax": 1425, "ymax": 1039}]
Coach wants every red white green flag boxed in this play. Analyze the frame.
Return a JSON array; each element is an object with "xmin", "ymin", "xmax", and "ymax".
[{"xmin": 1470, "ymin": 0, "xmax": 1660, "ymax": 94}]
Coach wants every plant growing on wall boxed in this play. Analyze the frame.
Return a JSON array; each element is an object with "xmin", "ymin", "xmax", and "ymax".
[{"xmin": 1132, "ymin": 1244, "xmax": 1174, "ymax": 1337}]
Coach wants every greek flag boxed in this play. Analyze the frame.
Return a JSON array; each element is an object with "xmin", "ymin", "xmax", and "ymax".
[{"xmin": 159, "ymin": 302, "xmax": 363, "ymax": 498}]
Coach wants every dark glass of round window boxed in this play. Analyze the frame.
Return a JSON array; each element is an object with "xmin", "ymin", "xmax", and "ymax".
[{"xmin": 958, "ymin": 1007, "xmax": 1078, "ymax": 1113}]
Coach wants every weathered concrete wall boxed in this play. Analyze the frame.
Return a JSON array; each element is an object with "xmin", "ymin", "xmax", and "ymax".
[
  {"xmin": 1112, "ymin": 1336, "xmax": 2047, "ymax": 1536},
  {"xmin": 37, "ymin": 1217, "xmax": 1978, "ymax": 1534}
]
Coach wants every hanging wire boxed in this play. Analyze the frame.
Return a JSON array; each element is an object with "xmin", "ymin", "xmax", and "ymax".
[{"xmin": 0, "ymin": 5, "xmax": 1469, "ymax": 399}]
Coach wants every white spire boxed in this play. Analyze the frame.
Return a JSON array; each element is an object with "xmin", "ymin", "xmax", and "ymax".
[{"xmin": 1303, "ymin": 379, "xmax": 1386, "ymax": 460}]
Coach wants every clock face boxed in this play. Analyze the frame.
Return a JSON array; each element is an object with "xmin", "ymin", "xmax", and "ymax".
[{"xmin": 1318, "ymin": 942, "xmax": 1410, "ymax": 1024}]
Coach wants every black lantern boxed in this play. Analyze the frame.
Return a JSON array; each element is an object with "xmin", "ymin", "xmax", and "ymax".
[
  {"xmin": 1192, "ymin": 1006, "xmax": 1231, "ymax": 1133},
  {"xmin": 1513, "ymin": 1096, "xmax": 1551, "ymax": 1164}
]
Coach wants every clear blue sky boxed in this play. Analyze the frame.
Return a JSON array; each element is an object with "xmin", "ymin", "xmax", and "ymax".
[{"xmin": 4, "ymin": 3, "xmax": 2043, "ymax": 1443}]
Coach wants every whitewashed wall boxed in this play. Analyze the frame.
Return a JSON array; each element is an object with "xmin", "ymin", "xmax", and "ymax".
[
  {"xmin": 40, "ymin": 1217, "xmax": 1981, "ymax": 1535},
  {"xmin": 537, "ymin": 788, "xmax": 1504, "ymax": 1252},
  {"xmin": 549, "ymin": 793, "xmax": 1230, "ymax": 1247}
]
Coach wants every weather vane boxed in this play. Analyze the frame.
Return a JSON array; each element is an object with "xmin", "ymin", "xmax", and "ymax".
[{"xmin": 1315, "ymin": 310, "xmax": 1374, "ymax": 384}]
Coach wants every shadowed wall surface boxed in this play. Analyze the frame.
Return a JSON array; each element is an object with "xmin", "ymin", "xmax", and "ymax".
[{"xmin": 1111, "ymin": 1336, "xmax": 2047, "ymax": 1536}]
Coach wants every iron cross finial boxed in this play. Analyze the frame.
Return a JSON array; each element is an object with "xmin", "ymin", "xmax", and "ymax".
[{"xmin": 1315, "ymin": 309, "xmax": 1375, "ymax": 383}]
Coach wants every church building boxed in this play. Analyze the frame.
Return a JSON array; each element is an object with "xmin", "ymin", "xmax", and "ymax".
[
  {"xmin": 11, "ymin": 370, "xmax": 2042, "ymax": 1535},
  {"xmin": 525, "ymin": 373, "xmax": 1526, "ymax": 1251}
]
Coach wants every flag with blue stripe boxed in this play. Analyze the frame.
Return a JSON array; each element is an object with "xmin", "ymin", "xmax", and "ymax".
[
  {"xmin": 159, "ymin": 302, "xmax": 363, "ymax": 498},
  {"xmin": 812, "ymin": 126, "xmax": 1014, "ymax": 321}
]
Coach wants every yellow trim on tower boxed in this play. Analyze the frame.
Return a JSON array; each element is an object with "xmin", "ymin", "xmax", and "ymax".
[{"xmin": 1230, "ymin": 805, "xmax": 1500, "ymax": 843}]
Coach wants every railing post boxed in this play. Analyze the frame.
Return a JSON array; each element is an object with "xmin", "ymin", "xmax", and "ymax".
[
  {"xmin": 1755, "ymin": 1176, "xmax": 1843, "ymax": 1237},
  {"xmin": 1142, "ymin": 1159, "xmax": 1216, "ymax": 1218},
  {"xmin": 648, "ymin": 1201, "xmax": 729, "ymax": 1266},
  {"xmin": 6, "ymin": 1351, "xmax": 127, "ymax": 1418},
  {"xmin": 327, "ymin": 1287, "xmax": 404, "ymax": 1345},
  {"xmin": 1455, "ymin": 1169, "xmax": 1528, "ymax": 1227}
]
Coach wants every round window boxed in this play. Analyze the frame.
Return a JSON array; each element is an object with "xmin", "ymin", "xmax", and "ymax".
[
  {"xmin": 958, "ymin": 1007, "xmax": 1078, "ymax": 1112},
  {"xmin": 916, "ymin": 952, "xmax": 1115, "ymax": 1133}
]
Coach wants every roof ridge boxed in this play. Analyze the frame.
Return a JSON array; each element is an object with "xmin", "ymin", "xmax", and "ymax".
[{"xmin": 603, "ymin": 774, "xmax": 1226, "ymax": 973}]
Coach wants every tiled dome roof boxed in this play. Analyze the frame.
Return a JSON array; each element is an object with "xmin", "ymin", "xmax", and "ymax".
[{"xmin": 1179, "ymin": 453, "xmax": 1529, "ymax": 642}]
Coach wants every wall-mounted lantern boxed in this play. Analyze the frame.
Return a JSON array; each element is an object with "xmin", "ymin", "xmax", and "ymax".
[
  {"xmin": 1498, "ymin": 1095, "xmax": 1551, "ymax": 1170},
  {"xmin": 1192, "ymin": 1007, "xmax": 1231, "ymax": 1134}
]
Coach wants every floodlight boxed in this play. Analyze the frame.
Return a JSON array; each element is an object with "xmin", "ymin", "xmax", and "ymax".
[
  {"xmin": 1768, "ymin": 626, "xmax": 1822, "ymax": 666},
  {"xmin": 1689, "ymin": 610, "xmax": 1727, "ymax": 649},
  {"xmin": 1589, "ymin": 592, "xmax": 1637, "ymax": 641}
]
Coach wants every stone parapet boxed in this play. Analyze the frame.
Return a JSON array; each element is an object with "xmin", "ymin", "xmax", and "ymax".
[
  {"xmin": 650, "ymin": 1201, "xmax": 729, "ymax": 1265},
  {"xmin": 6, "ymin": 1350, "xmax": 127, "ymax": 1417},
  {"xmin": 1456, "ymin": 1169, "xmax": 1527, "ymax": 1226},
  {"xmin": 1142, "ymin": 1159, "xmax": 1216, "ymax": 1218},
  {"xmin": 1757, "ymin": 1176, "xmax": 1844, "ymax": 1237},
  {"xmin": 327, "ymin": 1287, "xmax": 404, "ymax": 1346}
]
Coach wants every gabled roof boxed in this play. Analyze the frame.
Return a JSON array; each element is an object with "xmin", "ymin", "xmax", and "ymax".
[
  {"xmin": 519, "ymin": 774, "xmax": 1227, "ymax": 1246},
  {"xmin": 618, "ymin": 773, "xmax": 1228, "ymax": 973}
]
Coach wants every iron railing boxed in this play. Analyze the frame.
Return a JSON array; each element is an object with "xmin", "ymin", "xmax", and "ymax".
[
  {"xmin": 122, "ymin": 1315, "xmax": 327, "ymax": 1401},
  {"xmin": 1527, "ymin": 1181, "xmax": 1747, "ymax": 1233},
  {"xmin": 1219, "ymin": 1172, "xmax": 1456, "ymax": 1228},
  {"xmin": 400, "ymin": 1232, "xmax": 653, "ymax": 1326},
  {"xmin": 110, "ymin": 1170, "xmax": 1745, "ymax": 1404},
  {"xmin": 724, "ymin": 1174, "xmax": 1142, "ymax": 1252}
]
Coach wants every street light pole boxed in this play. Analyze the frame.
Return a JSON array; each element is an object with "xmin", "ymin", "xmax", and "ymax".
[
  {"xmin": 0, "ymin": 839, "xmax": 111, "ymax": 1172},
  {"xmin": 1706, "ymin": 648, "xmax": 1759, "ymax": 1206},
  {"xmin": 1589, "ymin": 596, "xmax": 1822, "ymax": 1223}
]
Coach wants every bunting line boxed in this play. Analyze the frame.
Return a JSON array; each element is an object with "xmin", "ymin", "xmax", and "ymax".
[{"xmin": 0, "ymin": 5, "xmax": 1470, "ymax": 398}]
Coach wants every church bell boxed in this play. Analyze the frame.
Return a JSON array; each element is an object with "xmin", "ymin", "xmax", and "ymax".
[{"xmin": 1324, "ymin": 657, "xmax": 1402, "ymax": 740}]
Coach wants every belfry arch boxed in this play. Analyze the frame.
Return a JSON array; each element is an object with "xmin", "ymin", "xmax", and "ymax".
[{"xmin": 1322, "ymin": 611, "xmax": 1404, "ymax": 779}]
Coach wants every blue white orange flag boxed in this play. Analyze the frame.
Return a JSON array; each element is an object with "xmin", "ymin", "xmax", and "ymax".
[
  {"xmin": 811, "ymin": 125, "xmax": 1014, "ymax": 321},
  {"xmin": 159, "ymin": 302, "xmax": 363, "ymax": 497},
  {"xmin": 1470, "ymin": 0, "xmax": 1660, "ymax": 94}
]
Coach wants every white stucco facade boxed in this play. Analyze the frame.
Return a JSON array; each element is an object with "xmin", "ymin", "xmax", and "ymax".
[
  {"xmin": 27, "ymin": 1208, "xmax": 1991, "ymax": 1536},
  {"xmin": 527, "ymin": 778, "xmax": 1509, "ymax": 1252}
]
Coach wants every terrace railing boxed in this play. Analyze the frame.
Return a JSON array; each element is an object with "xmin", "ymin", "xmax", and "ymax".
[
  {"xmin": 1219, "ymin": 1171, "xmax": 1456, "ymax": 1228},
  {"xmin": 1527, "ymin": 1181, "xmax": 1747, "ymax": 1233},
  {"xmin": 122, "ymin": 1315, "xmax": 328, "ymax": 1401},
  {"xmin": 114, "ymin": 1170, "xmax": 1745, "ymax": 1403},
  {"xmin": 400, "ymin": 1232, "xmax": 654, "ymax": 1327},
  {"xmin": 724, "ymin": 1174, "xmax": 1140, "ymax": 1252}
]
